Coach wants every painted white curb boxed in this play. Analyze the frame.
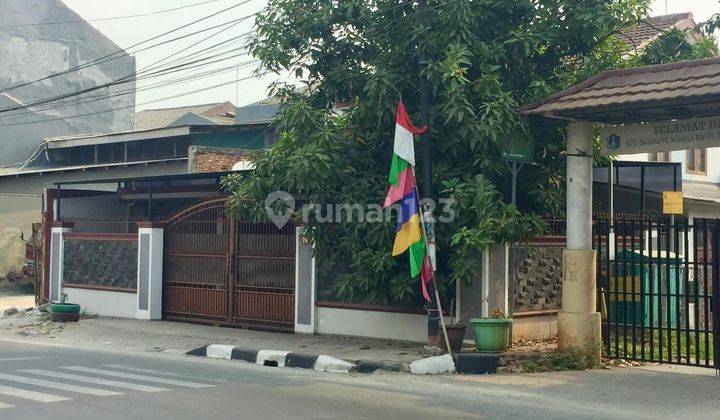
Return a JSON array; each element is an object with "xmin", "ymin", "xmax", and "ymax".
[
  {"xmin": 314, "ymin": 355, "xmax": 355, "ymax": 373},
  {"xmin": 410, "ymin": 354, "xmax": 455, "ymax": 375},
  {"xmin": 256, "ymin": 350, "xmax": 291, "ymax": 367},
  {"xmin": 206, "ymin": 344, "xmax": 235, "ymax": 360}
]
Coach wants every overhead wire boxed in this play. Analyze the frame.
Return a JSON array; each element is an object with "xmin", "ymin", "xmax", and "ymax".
[
  {"xmin": 0, "ymin": 0, "xmax": 226, "ymax": 28},
  {"xmin": 0, "ymin": 0, "xmax": 254, "ymax": 95},
  {"xmin": 0, "ymin": 71, "xmax": 271, "ymax": 129},
  {"xmin": 0, "ymin": 0, "xmax": 462, "ymax": 124}
]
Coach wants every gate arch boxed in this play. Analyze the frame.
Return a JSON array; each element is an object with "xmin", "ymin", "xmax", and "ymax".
[{"xmin": 163, "ymin": 199, "xmax": 295, "ymax": 330}]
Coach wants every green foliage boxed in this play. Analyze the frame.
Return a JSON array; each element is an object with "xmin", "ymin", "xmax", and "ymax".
[
  {"xmin": 225, "ymin": 0, "xmax": 718, "ymax": 304},
  {"xmin": 628, "ymin": 28, "xmax": 719, "ymax": 66},
  {"xmin": 521, "ymin": 346, "xmax": 599, "ymax": 372}
]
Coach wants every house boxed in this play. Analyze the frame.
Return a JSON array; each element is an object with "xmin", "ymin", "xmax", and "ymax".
[
  {"xmin": 613, "ymin": 13, "xmax": 720, "ymax": 221},
  {"xmin": 134, "ymin": 102, "xmax": 237, "ymax": 130},
  {"xmin": 0, "ymin": 100, "xmax": 279, "ymax": 295},
  {"xmin": 617, "ymin": 12, "xmax": 700, "ymax": 55}
]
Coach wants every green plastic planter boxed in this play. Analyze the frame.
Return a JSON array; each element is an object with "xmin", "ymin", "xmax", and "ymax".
[
  {"xmin": 50, "ymin": 303, "xmax": 81, "ymax": 314},
  {"xmin": 469, "ymin": 318, "xmax": 513, "ymax": 353}
]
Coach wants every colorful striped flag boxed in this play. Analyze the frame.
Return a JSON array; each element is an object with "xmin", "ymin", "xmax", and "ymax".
[{"xmin": 384, "ymin": 101, "xmax": 433, "ymax": 301}]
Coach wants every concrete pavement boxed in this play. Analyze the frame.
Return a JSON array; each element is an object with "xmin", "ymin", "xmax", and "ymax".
[
  {"xmin": 0, "ymin": 339, "xmax": 717, "ymax": 419},
  {"xmin": 0, "ymin": 315, "xmax": 428, "ymax": 365}
]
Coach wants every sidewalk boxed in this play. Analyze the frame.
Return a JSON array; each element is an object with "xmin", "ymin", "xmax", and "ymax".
[
  {"xmin": 0, "ymin": 314, "xmax": 428, "ymax": 367},
  {"xmin": 0, "ymin": 293, "xmax": 34, "ymax": 313}
]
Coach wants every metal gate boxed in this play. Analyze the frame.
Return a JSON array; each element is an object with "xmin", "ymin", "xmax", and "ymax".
[
  {"xmin": 595, "ymin": 216, "xmax": 719, "ymax": 368},
  {"xmin": 163, "ymin": 199, "xmax": 295, "ymax": 330}
]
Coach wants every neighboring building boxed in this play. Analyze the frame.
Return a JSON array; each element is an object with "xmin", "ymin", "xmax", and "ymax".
[
  {"xmin": 613, "ymin": 13, "xmax": 720, "ymax": 220},
  {"xmin": 0, "ymin": 0, "xmax": 136, "ymax": 166},
  {"xmin": 134, "ymin": 102, "xmax": 236, "ymax": 130},
  {"xmin": 0, "ymin": 99, "xmax": 279, "ymax": 289},
  {"xmin": 617, "ymin": 12, "xmax": 700, "ymax": 55}
]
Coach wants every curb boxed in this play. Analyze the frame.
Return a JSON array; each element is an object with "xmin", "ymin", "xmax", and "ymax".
[
  {"xmin": 188, "ymin": 344, "xmax": 410, "ymax": 374},
  {"xmin": 188, "ymin": 344, "xmax": 497, "ymax": 375}
]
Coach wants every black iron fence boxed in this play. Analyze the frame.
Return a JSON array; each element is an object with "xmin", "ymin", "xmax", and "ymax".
[{"xmin": 595, "ymin": 217, "xmax": 720, "ymax": 368}]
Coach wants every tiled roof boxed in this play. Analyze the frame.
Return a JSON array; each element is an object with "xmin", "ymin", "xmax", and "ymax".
[
  {"xmin": 135, "ymin": 102, "xmax": 235, "ymax": 130},
  {"xmin": 518, "ymin": 58, "xmax": 720, "ymax": 123},
  {"xmin": 617, "ymin": 13, "xmax": 695, "ymax": 52}
]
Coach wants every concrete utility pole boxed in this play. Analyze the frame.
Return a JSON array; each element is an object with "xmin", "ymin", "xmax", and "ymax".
[{"xmin": 560, "ymin": 121, "xmax": 601, "ymax": 360}]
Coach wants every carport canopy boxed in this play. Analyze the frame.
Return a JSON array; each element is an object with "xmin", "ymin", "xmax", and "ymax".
[{"xmin": 519, "ymin": 57, "xmax": 720, "ymax": 124}]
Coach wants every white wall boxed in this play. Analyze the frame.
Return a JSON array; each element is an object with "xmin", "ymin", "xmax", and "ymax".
[
  {"xmin": 62, "ymin": 287, "xmax": 137, "ymax": 318},
  {"xmin": 316, "ymin": 307, "xmax": 427, "ymax": 342}
]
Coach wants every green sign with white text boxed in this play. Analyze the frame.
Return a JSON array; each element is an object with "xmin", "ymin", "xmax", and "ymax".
[{"xmin": 502, "ymin": 132, "xmax": 534, "ymax": 163}]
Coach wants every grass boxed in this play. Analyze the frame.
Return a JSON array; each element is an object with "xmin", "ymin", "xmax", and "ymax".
[
  {"xmin": 521, "ymin": 347, "xmax": 599, "ymax": 373},
  {"xmin": 606, "ymin": 329, "xmax": 714, "ymax": 365}
]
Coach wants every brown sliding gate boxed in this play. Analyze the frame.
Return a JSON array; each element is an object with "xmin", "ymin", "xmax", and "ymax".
[{"xmin": 163, "ymin": 199, "xmax": 295, "ymax": 330}]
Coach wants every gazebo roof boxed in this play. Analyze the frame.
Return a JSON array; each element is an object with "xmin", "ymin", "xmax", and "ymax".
[{"xmin": 519, "ymin": 58, "xmax": 720, "ymax": 123}]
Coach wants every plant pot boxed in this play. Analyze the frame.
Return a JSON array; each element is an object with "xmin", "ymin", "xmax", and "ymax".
[
  {"xmin": 469, "ymin": 318, "xmax": 513, "ymax": 353},
  {"xmin": 50, "ymin": 303, "xmax": 80, "ymax": 323},
  {"xmin": 50, "ymin": 303, "xmax": 80, "ymax": 314},
  {"xmin": 440, "ymin": 324, "xmax": 466, "ymax": 353},
  {"xmin": 50, "ymin": 312, "xmax": 80, "ymax": 322}
]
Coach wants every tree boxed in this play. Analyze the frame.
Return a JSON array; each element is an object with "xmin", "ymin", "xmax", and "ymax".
[{"xmin": 223, "ymin": 0, "xmax": 711, "ymax": 305}]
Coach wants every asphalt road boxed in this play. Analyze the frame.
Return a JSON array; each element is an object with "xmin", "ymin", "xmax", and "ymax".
[{"xmin": 0, "ymin": 339, "xmax": 718, "ymax": 419}]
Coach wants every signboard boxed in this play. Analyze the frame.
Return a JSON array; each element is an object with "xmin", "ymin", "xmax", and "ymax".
[
  {"xmin": 501, "ymin": 131, "xmax": 534, "ymax": 163},
  {"xmin": 663, "ymin": 191, "xmax": 684, "ymax": 215},
  {"xmin": 600, "ymin": 116, "xmax": 720, "ymax": 156}
]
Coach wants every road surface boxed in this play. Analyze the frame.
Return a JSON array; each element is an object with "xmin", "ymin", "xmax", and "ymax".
[{"xmin": 0, "ymin": 339, "xmax": 717, "ymax": 419}]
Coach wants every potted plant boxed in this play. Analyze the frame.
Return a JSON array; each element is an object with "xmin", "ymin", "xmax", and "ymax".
[
  {"xmin": 50, "ymin": 293, "xmax": 81, "ymax": 323},
  {"xmin": 439, "ymin": 299, "xmax": 466, "ymax": 353},
  {"xmin": 469, "ymin": 308, "xmax": 513, "ymax": 353}
]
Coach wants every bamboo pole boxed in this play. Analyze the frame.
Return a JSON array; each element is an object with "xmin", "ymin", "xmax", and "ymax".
[{"xmin": 411, "ymin": 167, "xmax": 452, "ymax": 353}]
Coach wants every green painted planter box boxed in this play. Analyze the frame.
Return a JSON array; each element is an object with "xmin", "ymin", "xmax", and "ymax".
[
  {"xmin": 50, "ymin": 303, "xmax": 81, "ymax": 314},
  {"xmin": 469, "ymin": 318, "xmax": 513, "ymax": 353}
]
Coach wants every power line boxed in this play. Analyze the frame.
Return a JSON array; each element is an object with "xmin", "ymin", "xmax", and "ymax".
[
  {"xmin": 0, "ymin": 0, "xmax": 461, "ymax": 119},
  {"xmin": 0, "ymin": 0, "xmax": 254, "ymax": 95},
  {"xmin": 0, "ymin": 25, "xmax": 258, "ymax": 118},
  {"xmin": 0, "ymin": 0, "xmax": 226, "ymax": 28},
  {"xmin": 1, "ymin": 59, "xmax": 261, "ymax": 120},
  {"xmin": 0, "ymin": 48, "xmax": 256, "ymax": 114},
  {"xmin": 0, "ymin": 71, "xmax": 270, "ymax": 128}
]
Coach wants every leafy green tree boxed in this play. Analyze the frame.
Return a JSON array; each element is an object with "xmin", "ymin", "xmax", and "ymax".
[{"xmin": 223, "ymin": 0, "xmax": 714, "ymax": 305}]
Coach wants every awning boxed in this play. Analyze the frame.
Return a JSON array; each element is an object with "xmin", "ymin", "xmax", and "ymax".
[{"xmin": 519, "ymin": 58, "xmax": 720, "ymax": 123}]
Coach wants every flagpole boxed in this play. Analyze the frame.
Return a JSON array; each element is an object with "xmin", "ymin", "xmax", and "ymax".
[
  {"xmin": 415, "ymin": 0, "xmax": 448, "ymax": 353},
  {"xmin": 411, "ymin": 167, "xmax": 452, "ymax": 354}
]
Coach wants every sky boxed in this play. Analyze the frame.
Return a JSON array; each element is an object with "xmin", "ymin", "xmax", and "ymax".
[{"xmin": 56, "ymin": 0, "xmax": 720, "ymax": 112}]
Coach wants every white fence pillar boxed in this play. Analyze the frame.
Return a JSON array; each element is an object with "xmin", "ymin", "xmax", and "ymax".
[
  {"xmin": 294, "ymin": 227, "xmax": 316, "ymax": 333},
  {"xmin": 49, "ymin": 222, "xmax": 73, "ymax": 302},
  {"xmin": 136, "ymin": 222, "xmax": 164, "ymax": 320}
]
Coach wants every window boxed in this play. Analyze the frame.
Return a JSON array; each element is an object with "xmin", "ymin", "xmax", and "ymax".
[
  {"xmin": 648, "ymin": 152, "xmax": 670, "ymax": 162},
  {"xmin": 127, "ymin": 142, "xmax": 143, "ymax": 161},
  {"xmin": 156, "ymin": 139, "xmax": 175, "ymax": 158},
  {"xmin": 71, "ymin": 146, "xmax": 94, "ymax": 165},
  {"xmin": 686, "ymin": 149, "xmax": 707, "ymax": 175}
]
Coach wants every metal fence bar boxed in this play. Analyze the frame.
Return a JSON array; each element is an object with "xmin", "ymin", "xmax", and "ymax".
[
  {"xmin": 683, "ymin": 220, "xmax": 691, "ymax": 365},
  {"xmin": 649, "ymin": 219, "xmax": 656, "ymax": 363},
  {"xmin": 630, "ymin": 219, "xmax": 637, "ymax": 360},
  {"xmin": 703, "ymin": 219, "xmax": 710, "ymax": 367},
  {"xmin": 712, "ymin": 220, "xmax": 720, "ymax": 369},
  {"xmin": 639, "ymin": 218, "xmax": 646, "ymax": 362},
  {"xmin": 693, "ymin": 218, "xmax": 700, "ymax": 366}
]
